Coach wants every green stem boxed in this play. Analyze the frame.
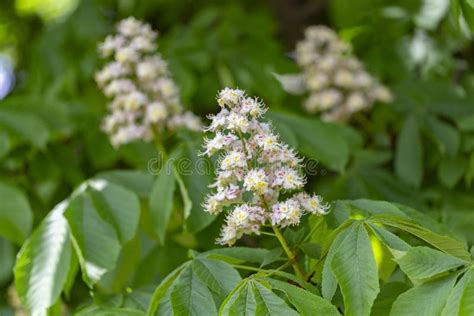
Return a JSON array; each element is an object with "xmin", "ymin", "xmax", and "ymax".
[
  {"xmin": 259, "ymin": 231, "xmax": 276, "ymax": 237},
  {"xmin": 231, "ymin": 264, "xmax": 265, "ymax": 273},
  {"xmin": 302, "ymin": 217, "xmax": 324, "ymax": 244},
  {"xmin": 272, "ymin": 226, "xmax": 305, "ymax": 280}
]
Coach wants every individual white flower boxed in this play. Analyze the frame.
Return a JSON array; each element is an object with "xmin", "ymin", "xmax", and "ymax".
[
  {"xmin": 295, "ymin": 192, "xmax": 329, "ymax": 215},
  {"xmin": 202, "ymin": 132, "xmax": 238, "ymax": 156},
  {"xmin": 221, "ymin": 151, "xmax": 247, "ymax": 170},
  {"xmin": 130, "ymin": 36, "xmax": 156, "ymax": 52},
  {"xmin": 227, "ymin": 112, "xmax": 250, "ymax": 132},
  {"xmin": 255, "ymin": 133, "xmax": 279, "ymax": 152},
  {"xmin": 270, "ymin": 198, "xmax": 302, "ymax": 227},
  {"xmin": 216, "ymin": 225, "xmax": 238, "ymax": 246},
  {"xmin": 306, "ymin": 73, "xmax": 329, "ymax": 91},
  {"xmin": 217, "ymin": 88, "xmax": 244, "ymax": 107},
  {"xmin": 272, "ymin": 168, "xmax": 305, "ymax": 190},
  {"xmin": 334, "ymin": 69, "xmax": 355, "ymax": 88},
  {"xmin": 104, "ymin": 79, "xmax": 136, "ymax": 97},
  {"xmin": 240, "ymin": 97, "xmax": 266, "ymax": 117},
  {"xmin": 123, "ymin": 91, "xmax": 148, "ymax": 111},
  {"xmin": 346, "ymin": 92, "xmax": 366, "ymax": 112},
  {"xmin": 115, "ymin": 47, "xmax": 140, "ymax": 63},
  {"xmin": 244, "ymin": 169, "xmax": 269, "ymax": 195},
  {"xmin": 99, "ymin": 35, "xmax": 126, "ymax": 57},
  {"xmin": 371, "ymin": 85, "xmax": 393, "ymax": 103},
  {"xmin": 118, "ymin": 17, "xmax": 148, "ymax": 37},
  {"xmin": 136, "ymin": 56, "xmax": 167, "ymax": 81},
  {"xmin": 167, "ymin": 112, "xmax": 202, "ymax": 132},
  {"xmin": 146, "ymin": 102, "xmax": 168, "ymax": 122}
]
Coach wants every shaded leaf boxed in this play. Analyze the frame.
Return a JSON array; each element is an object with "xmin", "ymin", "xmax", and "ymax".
[
  {"xmin": 0, "ymin": 109, "xmax": 49, "ymax": 148},
  {"xmin": 266, "ymin": 278, "xmax": 340, "ymax": 315},
  {"xmin": 149, "ymin": 161, "xmax": 176, "ymax": 243},
  {"xmin": 395, "ymin": 116, "xmax": 423, "ymax": 187},
  {"xmin": 268, "ymin": 111, "xmax": 350, "ymax": 172},
  {"xmin": 371, "ymin": 282, "xmax": 410, "ymax": 316},
  {"xmin": 0, "ymin": 182, "xmax": 33, "ymax": 245}
]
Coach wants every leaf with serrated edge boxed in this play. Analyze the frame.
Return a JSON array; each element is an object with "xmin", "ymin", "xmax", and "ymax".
[
  {"xmin": 331, "ymin": 222, "xmax": 380, "ymax": 316},
  {"xmin": 14, "ymin": 201, "xmax": 71, "ymax": 314}
]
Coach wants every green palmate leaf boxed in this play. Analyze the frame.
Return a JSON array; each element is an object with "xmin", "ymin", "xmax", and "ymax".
[
  {"xmin": 221, "ymin": 281, "xmax": 257, "ymax": 315},
  {"xmin": 437, "ymin": 157, "xmax": 466, "ymax": 188},
  {"xmin": 123, "ymin": 289, "xmax": 154, "ymax": 311},
  {"xmin": 396, "ymin": 246, "xmax": 468, "ymax": 281},
  {"xmin": 148, "ymin": 262, "xmax": 190, "ymax": 316},
  {"xmin": 0, "ymin": 131, "xmax": 9, "ymax": 159},
  {"xmin": 253, "ymin": 281, "xmax": 298, "ymax": 316},
  {"xmin": 0, "ymin": 237, "xmax": 15, "ymax": 286},
  {"xmin": 0, "ymin": 182, "xmax": 33, "ymax": 245},
  {"xmin": 266, "ymin": 278, "xmax": 340, "ymax": 316},
  {"xmin": 65, "ymin": 192, "xmax": 121, "ymax": 286},
  {"xmin": 149, "ymin": 161, "xmax": 176, "ymax": 244},
  {"xmin": 423, "ymin": 115, "xmax": 460, "ymax": 157},
  {"xmin": 331, "ymin": 222, "xmax": 380, "ymax": 316},
  {"xmin": 0, "ymin": 108, "xmax": 50, "ymax": 148},
  {"xmin": 441, "ymin": 269, "xmax": 470, "ymax": 316},
  {"xmin": 170, "ymin": 264, "xmax": 217, "ymax": 316},
  {"xmin": 459, "ymin": 268, "xmax": 474, "ymax": 315},
  {"xmin": 458, "ymin": 114, "xmax": 474, "ymax": 131},
  {"xmin": 321, "ymin": 222, "xmax": 354, "ymax": 301},
  {"xmin": 299, "ymin": 243, "xmax": 322, "ymax": 259},
  {"xmin": 97, "ymin": 236, "xmax": 140, "ymax": 293},
  {"xmin": 372, "ymin": 215, "xmax": 471, "ymax": 261},
  {"xmin": 219, "ymin": 279, "xmax": 298, "ymax": 316},
  {"xmin": 88, "ymin": 180, "xmax": 140, "ymax": 244},
  {"xmin": 395, "ymin": 116, "xmax": 423, "ymax": 188},
  {"xmin": 390, "ymin": 273, "xmax": 459, "ymax": 316},
  {"xmin": 192, "ymin": 257, "xmax": 241, "ymax": 300},
  {"xmin": 14, "ymin": 201, "xmax": 71, "ymax": 315}
]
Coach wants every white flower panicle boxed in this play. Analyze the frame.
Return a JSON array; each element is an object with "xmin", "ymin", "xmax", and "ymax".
[
  {"xmin": 295, "ymin": 25, "xmax": 392, "ymax": 122},
  {"xmin": 202, "ymin": 88, "xmax": 329, "ymax": 246},
  {"xmin": 96, "ymin": 17, "xmax": 201, "ymax": 147}
]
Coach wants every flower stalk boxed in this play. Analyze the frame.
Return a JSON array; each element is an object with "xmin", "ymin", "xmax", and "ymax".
[{"xmin": 272, "ymin": 225, "xmax": 305, "ymax": 280}]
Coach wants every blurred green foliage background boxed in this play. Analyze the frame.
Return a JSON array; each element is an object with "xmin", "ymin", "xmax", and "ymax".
[{"xmin": 1, "ymin": 0, "xmax": 474, "ymax": 313}]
